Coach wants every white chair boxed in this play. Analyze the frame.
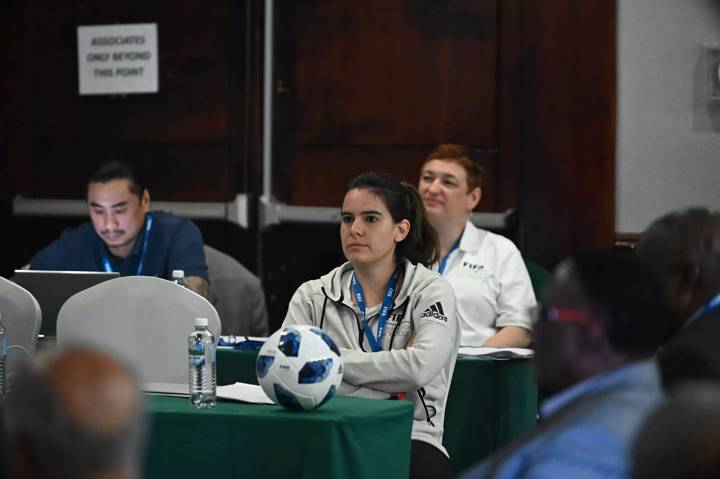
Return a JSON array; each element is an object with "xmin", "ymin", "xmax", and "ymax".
[
  {"xmin": 0, "ymin": 276, "xmax": 42, "ymax": 371},
  {"xmin": 56, "ymin": 276, "xmax": 221, "ymax": 385}
]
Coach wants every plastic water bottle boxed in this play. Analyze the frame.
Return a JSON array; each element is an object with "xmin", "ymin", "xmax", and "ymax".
[
  {"xmin": 188, "ymin": 317, "xmax": 216, "ymax": 408},
  {"xmin": 0, "ymin": 313, "xmax": 7, "ymax": 398},
  {"xmin": 172, "ymin": 270, "xmax": 187, "ymax": 288}
]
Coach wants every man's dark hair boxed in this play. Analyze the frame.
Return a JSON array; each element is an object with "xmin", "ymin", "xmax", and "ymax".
[
  {"xmin": 636, "ymin": 207, "xmax": 720, "ymax": 337},
  {"xmin": 636, "ymin": 207, "xmax": 720, "ymax": 278},
  {"xmin": 571, "ymin": 250, "xmax": 670, "ymax": 358},
  {"xmin": 88, "ymin": 161, "xmax": 146, "ymax": 198}
]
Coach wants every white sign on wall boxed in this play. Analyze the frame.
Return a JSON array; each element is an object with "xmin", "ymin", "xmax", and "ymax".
[{"xmin": 77, "ymin": 23, "xmax": 158, "ymax": 95}]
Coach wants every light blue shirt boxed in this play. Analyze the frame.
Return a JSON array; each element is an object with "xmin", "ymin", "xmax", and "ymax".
[{"xmin": 460, "ymin": 360, "xmax": 663, "ymax": 479}]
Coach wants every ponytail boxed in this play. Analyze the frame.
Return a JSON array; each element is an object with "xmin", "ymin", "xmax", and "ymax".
[
  {"xmin": 399, "ymin": 184, "xmax": 440, "ymax": 266},
  {"xmin": 346, "ymin": 172, "xmax": 440, "ymax": 267}
]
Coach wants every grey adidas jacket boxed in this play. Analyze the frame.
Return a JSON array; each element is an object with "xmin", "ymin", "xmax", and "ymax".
[{"xmin": 283, "ymin": 260, "xmax": 460, "ymax": 456}]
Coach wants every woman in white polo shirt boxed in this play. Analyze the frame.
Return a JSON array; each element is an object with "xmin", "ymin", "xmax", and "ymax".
[{"xmin": 418, "ymin": 144, "xmax": 536, "ymax": 347}]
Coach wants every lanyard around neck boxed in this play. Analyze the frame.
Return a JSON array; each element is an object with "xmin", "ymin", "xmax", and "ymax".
[
  {"xmin": 687, "ymin": 291, "xmax": 720, "ymax": 326},
  {"xmin": 102, "ymin": 213, "xmax": 153, "ymax": 276},
  {"xmin": 352, "ymin": 269, "xmax": 399, "ymax": 352},
  {"xmin": 438, "ymin": 235, "xmax": 462, "ymax": 275}
]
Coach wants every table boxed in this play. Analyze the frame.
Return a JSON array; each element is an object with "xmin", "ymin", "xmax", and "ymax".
[
  {"xmin": 144, "ymin": 394, "xmax": 413, "ymax": 479},
  {"xmin": 217, "ymin": 349, "xmax": 538, "ymax": 472},
  {"xmin": 443, "ymin": 356, "xmax": 537, "ymax": 470}
]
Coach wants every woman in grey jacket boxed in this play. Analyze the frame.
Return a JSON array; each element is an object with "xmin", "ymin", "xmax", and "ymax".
[{"xmin": 283, "ymin": 172, "xmax": 460, "ymax": 479}]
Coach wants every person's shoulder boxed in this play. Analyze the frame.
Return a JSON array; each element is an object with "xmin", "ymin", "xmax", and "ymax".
[
  {"xmin": 688, "ymin": 307, "xmax": 720, "ymax": 332},
  {"xmin": 481, "ymin": 229, "xmax": 521, "ymax": 253},
  {"xmin": 29, "ymin": 221, "xmax": 98, "ymax": 269},
  {"xmin": 659, "ymin": 311, "xmax": 720, "ymax": 385},
  {"xmin": 662, "ymin": 309, "xmax": 720, "ymax": 352},
  {"xmin": 150, "ymin": 211, "xmax": 203, "ymax": 241},
  {"xmin": 464, "ymin": 222, "xmax": 521, "ymax": 255},
  {"xmin": 523, "ymin": 422, "xmax": 627, "ymax": 476},
  {"xmin": 150, "ymin": 210, "xmax": 196, "ymax": 227},
  {"xmin": 403, "ymin": 261, "xmax": 453, "ymax": 295},
  {"xmin": 55, "ymin": 220, "xmax": 97, "ymax": 244}
]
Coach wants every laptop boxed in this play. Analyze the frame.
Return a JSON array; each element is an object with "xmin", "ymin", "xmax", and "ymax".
[{"xmin": 11, "ymin": 270, "xmax": 120, "ymax": 337}]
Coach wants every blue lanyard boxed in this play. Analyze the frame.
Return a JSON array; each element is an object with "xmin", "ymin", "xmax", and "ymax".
[
  {"xmin": 438, "ymin": 236, "xmax": 462, "ymax": 275},
  {"xmin": 687, "ymin": 291, "xmax": 720, "ymax": 326},
  {"xmin": 102, "ymin": 213, "xmax": 153, "ymax": 275},
  {"xmin": 352, "ymin": 269, "xmax": 399, "ymax": 352}
]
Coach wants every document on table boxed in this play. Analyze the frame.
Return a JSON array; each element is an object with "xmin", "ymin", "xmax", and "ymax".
[
  {"xmin": 217, "ymin": 382, "xmax": 275, "ymax": 405},
  {"xmin": 217, "ymin": 336, "xmax": 268, "ymax": 350},
  {"xmin": 457, "ymin": 347, "xmax": 534, "ymax": 360},
  {"xmin": 142, "ymin": 382, "xmax": 189, "ymax": 397}
]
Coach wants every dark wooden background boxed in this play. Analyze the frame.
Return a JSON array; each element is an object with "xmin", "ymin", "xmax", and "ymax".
[{"xmin": 0, "ymin": 0, "xmax": 616, "ymax": 331}]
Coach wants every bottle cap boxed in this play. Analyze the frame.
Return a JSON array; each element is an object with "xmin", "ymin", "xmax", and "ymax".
[
  {"xmin": 172, "ymin": 270, "xmax": 185, "ymax": 279},
  {"xmin": 194, "ymin": 317, "xmax": 209, "ymax": 327}
]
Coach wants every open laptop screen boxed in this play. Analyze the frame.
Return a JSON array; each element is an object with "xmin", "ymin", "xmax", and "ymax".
[{"xmin": 11, "ymin": 270, "xmax": 120, "ymax": 336}]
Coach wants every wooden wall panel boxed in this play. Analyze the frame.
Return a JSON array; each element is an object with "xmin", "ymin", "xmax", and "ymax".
[
  {"xmin": 517, "ymin": 0, "xmax": 616, "ymax": 266},
  {"xmin": 6, "ymin": 0, "xmax": 250, "ymax": 201},
  {"xmin": 273, "ymin": 0, "xmax": 507, "ymax": 211},
  {"xmin": 1, "ymin": 0, "xmax": 617, "ymax": 326},
  {"xmin": 287, "ymin": 2, "xmax": 498, "ymax": 145}
]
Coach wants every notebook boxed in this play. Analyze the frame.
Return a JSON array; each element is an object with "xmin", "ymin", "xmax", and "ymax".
[{"xmin": 12, "ymin": 270, "xmax": 120, "ymax": 336}]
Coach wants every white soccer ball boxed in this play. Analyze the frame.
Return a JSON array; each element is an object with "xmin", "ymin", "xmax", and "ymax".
[{"xmin": 256, "ymin": 325, "xmax": 343, "ymax": 410}]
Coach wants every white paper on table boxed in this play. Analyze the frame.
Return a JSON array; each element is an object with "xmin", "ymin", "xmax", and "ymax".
[
  {"xmin": 217, "ymin": 336, "xmax": 268, "ymax": 349},
  {"xmin": 142, "ymin": 382, "xmax": 189, "ymax": 397},
  {"xmin": 220, "ymin": 336, "xmax": 268, "ymax": 342},
  {"xmin": 457, "ymin": 347, "xmax": 534, "ymax": 359},
  {"xmin": 217, "ymin": 382, "xmax": 275, "ymax": 404}
]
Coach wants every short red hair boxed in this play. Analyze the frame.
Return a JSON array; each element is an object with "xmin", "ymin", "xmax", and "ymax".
[{"xmin": 422, "ymin": 144, "xmax": 485, "ymax": 191}]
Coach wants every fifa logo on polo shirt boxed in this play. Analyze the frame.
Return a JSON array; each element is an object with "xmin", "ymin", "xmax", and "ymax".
[{"xmin": 462, "ymin": 261, "xmax": 484, "ymax": 272}]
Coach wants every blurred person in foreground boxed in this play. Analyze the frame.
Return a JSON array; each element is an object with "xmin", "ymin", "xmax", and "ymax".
[
  {"xmin": 636, "ymin": 207, "xmax": 720, "ymax": 390},
  {"xmin": 3, "ymin": 347, "xmax": 145, "ymax": 479},
  {"xmin": 461, "ymin": 250, "xmax": 669, "ymax": 479},
  {"xmin": 632, "ymin": 382, "xmax": 720, "ymax": 479}
]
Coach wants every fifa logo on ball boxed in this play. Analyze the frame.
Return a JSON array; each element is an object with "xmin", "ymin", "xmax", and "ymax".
[{"xmin": 256, "ymin": 325, "xmax": 343, "ymax": 411}]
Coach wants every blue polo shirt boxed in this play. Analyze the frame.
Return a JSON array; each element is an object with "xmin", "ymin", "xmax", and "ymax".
[{"xmin": 29, "ymin": 211, "xmax": 208, "ymax": 280}]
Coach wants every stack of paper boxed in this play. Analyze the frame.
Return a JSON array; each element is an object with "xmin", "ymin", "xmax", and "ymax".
[
  {"xmin": 217, "ymin": 382, "xmax": 274, "ymax": 404},
  {"xmin": 457, "ymin": 347, "xmax": 534, "ymax": 360}
]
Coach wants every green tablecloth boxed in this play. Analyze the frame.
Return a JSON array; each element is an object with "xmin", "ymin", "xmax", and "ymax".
[
  {"xmin": 144, "ymin": 394, "xmax": 413, "ymax": 479},
  {"xmin": 443, "ymin": 356, "xmax": 537, "ymax": 470},
  {"xmin": 217, "ymin": 349, "xmax": 538, "ymax": 471}
]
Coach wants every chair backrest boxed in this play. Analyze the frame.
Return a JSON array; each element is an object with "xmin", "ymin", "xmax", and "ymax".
[
  {"xmin": 204, "ymin": 245, "xmax": 269, "ymax": 336},
  {"xmin": 0, "ymin": 276, "xmax": 42, "ymax": 369},
  {"xmin": 56, "ymin": 276, "xmax": 221, "ymax": 384},
  {"xmin": 523, "ymin": 258, "xmax": 551, "ymax": 300}
]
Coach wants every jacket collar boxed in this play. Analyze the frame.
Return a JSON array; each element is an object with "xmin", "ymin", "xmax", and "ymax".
[{"xmin": 320, "ymin": 260, "xmax": 418, "ymax": 310}]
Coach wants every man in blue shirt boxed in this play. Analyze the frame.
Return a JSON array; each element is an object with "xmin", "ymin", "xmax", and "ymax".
[
  {"xmin": 461, "ymin": 251, "xmax": 669, "ymax": 479},
  {"xmin": 29, "ymin": 161, "xmax": 209, "ymax": 297}
]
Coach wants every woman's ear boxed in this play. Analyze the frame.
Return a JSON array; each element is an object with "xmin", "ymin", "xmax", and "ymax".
[
  {"xmin": 395, "ymin": 219, "xmax": 411, "ymax": 243},
  {"xmin": 466, "ymin": 186, "xmax": 481, "ymax": 212}
]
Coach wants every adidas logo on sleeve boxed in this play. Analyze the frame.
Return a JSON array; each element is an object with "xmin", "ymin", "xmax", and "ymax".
[{"xmin": 420, "ymin": 302, "xmax": 448, "ymax": 322}]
